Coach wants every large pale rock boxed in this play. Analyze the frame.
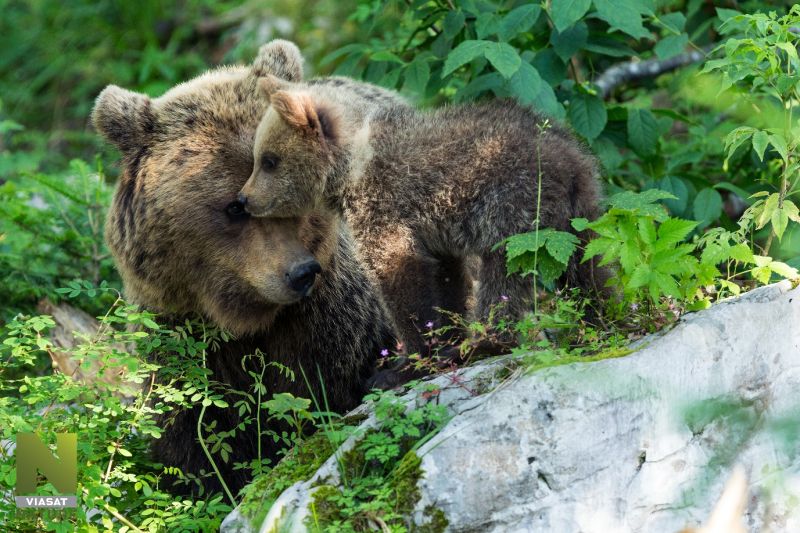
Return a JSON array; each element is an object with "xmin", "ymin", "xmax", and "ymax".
[{"xmin": 232, "ymin": 281, "xmax": 800, "ymax": 532}]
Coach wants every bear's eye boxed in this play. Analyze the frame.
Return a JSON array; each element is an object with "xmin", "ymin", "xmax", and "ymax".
[
  {"xmin": 261, "ymin": 153, "xmax": 279, "ymax": 171},
  {"xmin": 225, "ymin": 201, "xmax": 249, "ymax": 221}
]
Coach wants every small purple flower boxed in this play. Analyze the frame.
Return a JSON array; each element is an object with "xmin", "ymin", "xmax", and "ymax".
[
  {"xmin": 500, "ymin": 295, "xmax": 510, "ymax": 302},
  {"xmin": 425, "ymin": 321, "xmax": 434, "ymax": 329},
  {"xmin": 380, "ymin": 348, "xmax": 389, "ymax": 357},
  {"xmin": 630, "ymin": 303, "xmax": 640, "ymax": 312}
]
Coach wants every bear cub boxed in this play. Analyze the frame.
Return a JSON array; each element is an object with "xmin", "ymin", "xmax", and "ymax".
[{"xmin": 239, "ymin": 73, "xmax": 609, "ymax": 357}]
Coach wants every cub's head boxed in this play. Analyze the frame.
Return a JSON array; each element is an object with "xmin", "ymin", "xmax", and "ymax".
[
  {"xmin": 239, "ymin": 74, "xmax": 403, "ymax": 218},
  {"xmin": 92, "ymin": 40, "xmax": 338, "ymax": 335}
]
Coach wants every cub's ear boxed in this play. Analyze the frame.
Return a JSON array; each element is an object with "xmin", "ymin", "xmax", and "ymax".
[
  {"xmin": 270, "ymin": 91, "xmax": 338, "ymax": 144},
  {"xmin": 252, "ymin": 39, "xmax": 304, "ymax": 82},
  {"xmin": 91, "ymin": 85, "xmax": 154, "ymax": 154}
]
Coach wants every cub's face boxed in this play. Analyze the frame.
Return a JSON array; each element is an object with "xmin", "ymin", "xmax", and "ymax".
[
  {"xmin": 92, "ymin": 42, "xmax": 337, "ymax": 335},
  {"xmin": 240, "ymin": 80, "xmax": 343, "ymax": 219}
]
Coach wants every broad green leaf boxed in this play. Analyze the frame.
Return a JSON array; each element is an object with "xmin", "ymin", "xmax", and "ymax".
[
  {"xmin": 499, "ymin": 4, "xmax": 541, "ymax": 40},
  {"xmin": 538, "ymin": 254, "xmax": 568, "ymax": 284},
  {"xmin": 627, "ymin": 108, "xmax": 659, "ymax": 156},
  {"xmin": 751, "ymin": 130, "xmax": 769, "ymax": 161},
  {"xmin": 442, "ymin": 40, "xmax": 490, "ymax": 76},
  {"xmin": 455, "ymin": 72, "xmax": 505, "ymax": 102},
  {"xmin": 608, "ymin": 189, "xmax": 676, "ymax": 214},
  {"xmin": 656, "ymin": 218, "xmax": 697, "ymax": 246},
  {"xmin": 755, "ymin": 193, "xmax": 779, "ymax": 229},
  {"xmin": 784, "ymin": 200, "xmax": 800, "ymax": 223},
  {"xmin": 551, "ymin": 22, "xmax": 588, "ymax": 61},
  {"xmin": 544, "ymin": 230, "xmax": 580, "ymax": 264},
  {"xmin": 571, "ymin": 218, "xmax": 590, "ymax": 231},
  {"xmin": 772, "ymin": 207, "xmax": 790, "ymax": 241},
  {"xmin": 629, "ymin": 264, "xmax": 651, "ymax": 288},
  {"xmin": 729, "ymin": 243, "xmax": 754, "ymax": 264},
  {"xmin": 509, "ymin": 62, "xmax": 543, "ymax": 105},
  {"xmin": 693, "ymin": 188, "xmax": 723, "ymax": 227},
  {"xmin": 476, "ymin": 13, "xmax": 501, "ymax": 39},
  {"xmin": 768, "ymin": 133, "xmax": 789, "ymax": 161},
  {"xmin": 659, "ymin": 12, "xmax": 686, "ymax": 33},
  {"xmin": 769, "ymin": 260, "xmax": 799, "ymax": 279},
  {"xmin": 531, "ymin": 83, "xmax": 566, "ymax": 119},
  {"xmin": 594, "ymin": 0, "xmax": 650, "ymax": 39},
  {"xmin": 637, "ymin": 218, "xmax": 656, "ymax": 245},
  {"xmin": 550, "ymin": 0, "xmax": 592, "ymax": 32},
  {"xmin": 568, "ymin": 92, "xmax": 607, "ymax": 140},
  {"xmin": 485, "ymin": 42, "xmax": 522, "ymax": 79},
  {"xmin": 403, "ymin": 59, "xmax": 430, "ymax": 96},
  {"xmin": 532, "ymin": 48, "xmax": 567, "ymax": 85},
  {"xmin": 655, "ymin": 176, "xmax": 689, "ymax": 215},
  {"xmin": 654, "ymin": 33, "xmax": 688, "ymax": 60},
  {"xmin": 370, "ymin": 51, "xmax": 405, "ymax": 64},
  {"xmin": 442, "ymin": 10, "xmax": 466, "ymax": 39}
]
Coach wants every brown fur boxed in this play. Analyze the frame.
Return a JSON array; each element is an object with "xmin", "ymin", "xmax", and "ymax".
[
  {"xmin": 241, "ymin": 75, "xmax": 609, "ymax": 355},
  {"xmin": 91, "ymin": 40, "xmax": 396, "ymax": 495}
]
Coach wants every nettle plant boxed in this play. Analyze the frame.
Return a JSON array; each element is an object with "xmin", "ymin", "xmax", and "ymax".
[{"xmin": 703, "ymin": 7, "xmax": 800, "ymax": 254}]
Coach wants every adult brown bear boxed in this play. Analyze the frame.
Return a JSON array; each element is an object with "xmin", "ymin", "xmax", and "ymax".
[{"xmin": 91, "ymin": 41, "xmax": 398, "ymax": 496}]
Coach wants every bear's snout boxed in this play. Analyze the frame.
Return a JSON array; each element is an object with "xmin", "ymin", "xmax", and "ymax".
[{"xmin": 286, "ymin": 259, "xmax": 321, "ymax": 297}]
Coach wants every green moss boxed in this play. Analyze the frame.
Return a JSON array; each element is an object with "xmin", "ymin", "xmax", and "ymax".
[
  {"xmin": 305, "ymin": 449, "xmax": 447, "ymax": 532},
  {"xmin": 239, "ymin": 431, "xmax": 336, "ymax": 528},
  {"xmin": 307, "ymin": 484, "xmax": 344, "ymax": 531}
]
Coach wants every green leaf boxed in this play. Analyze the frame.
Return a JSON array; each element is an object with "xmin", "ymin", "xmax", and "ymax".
[
  {"xmin": 544, "ymin": 231, "xmax": 580, "ymax": 264},
  {"xmin": 594, "ymin": 0, "xmax": 650, "ymax": 39},
  {"xmin": 499, "ymin": 4, "xmax": 541, "ymax": 40},
  {"xmin": 608, "ymin": 189, "xmax": 676, "ymax": 214},
  {"xmin": 693, "ymin": 188, "xmax": 723, "ymax": 228},
  {"xmin": 655, "ymin": 176, "xmax": 689, "ymax": 216},
  {"xmin": 656, "ymin": 218, "xmax": 697, "ymax": 246},
  {"xmin": 442, "ymin": 40, "xmax": 490, "ymax": 76},
  {"xmin": 550, "ymin": 0, "xmax": 592, "ymax": 32},
  {"xmin": 769, "ymin": 260, "xmax": 799, "ymax": 279},
  {"xmin": 627, "ymin": 108, "xmax": 659, "ymax": 156},
  {"xmin": 654, "ymin": 33, "xmax": 688, "ymax": 60},
  {"xmin": 404, "ymin": 59, "xmax": 430, "ymax": 96},
  {"xmin": 442, "ymin": 10, "xmax": 466, "ymax": 39},
  {"xmin": 659, "ymin": 12, "xmax": 686, "ymax": 33},
  {"xmin": 538, "ymin": 253, "xmax": 568, "ymax": 284},
  {"xmin": 476, "ymin": 13, "xmax": 501, "ymax": 39},
  {"xmin": 755, "ymin": 193, "xmax": 779, "ymax": 230},
  {"xmin": 531, "ymin": 83, "xmax": 565, "ymax": 119},
  {"xmin": 568, "ymin": 92, "xmax": 607, "ymax": 140},
  {"xmin": 768, "ymin": 133, "xmax": 789, "ymax": 162},
  {"xmin": 571, "ymin": 218, "xmax": 590, "ymax": 231},
  {"xmin": 551, "ymin": 22, "xmax": 588, "ymax": 61},
  {"xmin": 370, "ymin": 50, "xmax": 404, "ymax": 64},
  {"xmin": 751, "ymin": 130, "xmax": 769, "ymax": 161},
  {"xmin": 509, "ymin": 62, "xmax": 543, "ymax": 105},
  {"xmin": 485, "ymin": 42, "xmax": 521, "ymax": 79},
  {"xmin": 772, "ymin": 207, "xmax": 790, "ymax": 241}
]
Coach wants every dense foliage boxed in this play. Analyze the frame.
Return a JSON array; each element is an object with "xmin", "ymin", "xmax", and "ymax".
[{"xmin": 2, "ymin": 1, "xmax": 800, "ymax": 531}]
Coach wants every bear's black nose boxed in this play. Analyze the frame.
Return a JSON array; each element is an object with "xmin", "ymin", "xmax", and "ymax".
[{"xmin": 287, "ymin": 260, "xmax": 321, "ymax": 296}]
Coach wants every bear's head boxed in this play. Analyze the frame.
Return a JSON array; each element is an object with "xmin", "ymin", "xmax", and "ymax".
[
  {"xmin": 92, "ymin": 40, "xmax": 339, "ymax": 335},
  {"xmin": 239, "ymin": 74, "xmax": 404, "ymax": 218}
]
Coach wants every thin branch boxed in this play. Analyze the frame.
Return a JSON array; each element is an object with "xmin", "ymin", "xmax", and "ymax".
[{"xmin": 594, "ymin": 47, "xmax": 712, "ymax": 99}]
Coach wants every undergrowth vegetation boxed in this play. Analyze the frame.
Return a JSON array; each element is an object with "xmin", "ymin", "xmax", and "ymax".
[{"xmin": 3, "ymin": 1, "xmax": 800, "ymax": 531}]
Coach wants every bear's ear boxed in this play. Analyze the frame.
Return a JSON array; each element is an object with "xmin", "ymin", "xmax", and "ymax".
[
  {"xmin": 252, "ymin": 39, "xmax": 304, "ymax": 82},
  {"xmin": 91, "ymin": 85, "xmax": 154, "ymax": 154},
  {"xmin": 270, "ymin": 90, "xmax": 338, "ymax": 145},
  {"xmin": 258, "ymin": 75, "xmax": 292, "ymax": 99}
]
